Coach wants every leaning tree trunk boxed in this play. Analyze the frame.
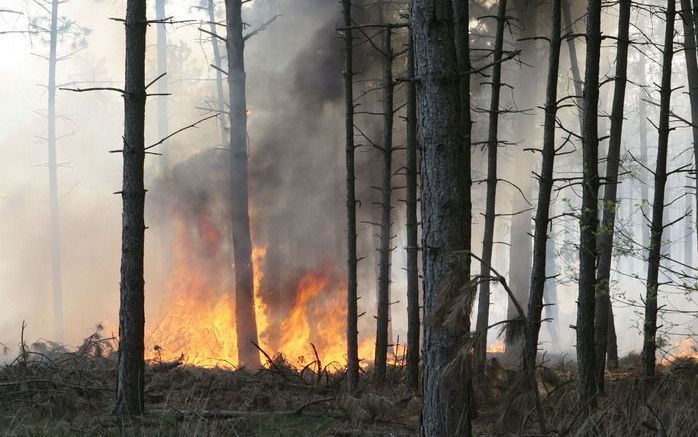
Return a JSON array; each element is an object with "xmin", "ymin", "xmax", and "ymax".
[
  {"xmin": 643, "ymin": 0, "xmax": 675, "ymax": 379},
  {"xmin": 224, "ymin": 0, "xmax": 260, "ymax": 369},
  {"xmin": 594, "ymin": 0, "xmax": 631, "ymax": 394},
  {"xmin": 518, "ymin": 4, "xmax": 561, "ymax": 434},
  {"xmin": 48, "ymin": 0, "xmax": 63, "ymax": 342},
  {"xmin": 411, "ymin": 0, "xmax": 472, "ymax": 434},
  {"xmin": 474, "ymin": 0, "xmax": 507, "ymax": 375},
  {"xmin": 115, "ymin": 0, "xmax": 148, "ymax": 418},
  {"xmin": 523, "ymin": 0, "xmax": 561, "ymax": 398},
  {"xmin": 405, "ymin": 29, "xmax": 419, "ymax": 391},
  {"xmin": 342, "ymin": 0, "xmax": 360, "ymax": 394},
  {"xmin": 374, "ymin": 16, "xmax": 394, "ymax": 382},
  {"xmin": 680, "ymin": 0, "xmax": 698, "ymax": 253},
  {"xmin": 155, "ymin": 0, "xmax": 168, "ymax": 173},
  {"xmin": 207, "ymin": 0, "xmax": 227, "ymax": 148},
  {"xmin": 577, "ymin": 0, "xmax": 602, "ymax": 407}
]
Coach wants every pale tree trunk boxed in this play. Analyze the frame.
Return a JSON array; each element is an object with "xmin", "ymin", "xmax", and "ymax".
[
  {"xmin": 374, "ymin": 9, "xmax": 394, "ymax": 381},
  {"xmin": 207, "ymin": 0, "xmax": 228, "ymax": 148},
  {"xmin": 224, "ymin": 0, "xmax": 260, "ymax": 369},
  {"xmin": 115, "ymin": 0, "xmax": 147, "ymax": 417},
  {"xmin": 594, "ymin": 0, "xmax": 630, "ymax": 395},
  {"xmin": 405, "ymin": 29, "xmax": 419, "ymax": 391},
  {"xmin": 155, "ymin": 0, "xmax": 168, "ymax": 173},
  {"xmin": 343, "ymin": 0, "xmax": 360, "ymax": 394},
  {"xmin": 563, "ymin": 1, "xmax": 584, "ymax": 134},
  {"xmin": 643, "ymin": 0, "xmax": 675, "ymax": 379},
  {"xmin": 474, "ymin": 0, "xmax": 507, "ymax": 375},
  {"xmin": 685, "ymin": 173, "xmax": 694, "ymax": 267},
  {"xmin": 639, "ymin": 55, "xmax": 650, "ymax": 258},
  {"xmin": 680, "ymin": 0, "xmax": 698, "ymax": 254},
  {"xmin": 522, "ymin": 1, "xmax": 561, "ymax": 429},
  {"xmin": 577, "ymin": 0, "xmax": 602, "ymax": 407},
  {"xmin": 411, "ymin": 0, "xmax": 471, "ymax": 434},
  {"xmin": 48, "ymin": 0, "xmax": 63, "ymax": 342}
]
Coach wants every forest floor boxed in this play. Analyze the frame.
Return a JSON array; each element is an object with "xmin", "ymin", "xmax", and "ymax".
[{"xmin": 0, "ymin": 331, "xmax": 697, "ymax": 436}]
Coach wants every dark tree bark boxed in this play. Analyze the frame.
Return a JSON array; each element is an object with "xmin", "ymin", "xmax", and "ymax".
[
  {"xmin": 48, "ymin": 0, "xmax": 63, "ymax": 342},
  {"xmin": 543, "ymin": 236, "xmax": 559, "ymax": 346},
  {"xmin": 642, "ymin": 0, "xmax": 675, "ymax": 379},
  {"xmin": 374, "ymin": 10, "xmax": 395, "ymax": 381},
  {"xmin": 594, "ymin": 0, "xmax": 631, "ymax": 394},
  {"xmin": 155, "ymin": 0, "xmax": 168, "ymax": 173},
  {"xmin": 411, "ymin": 0, "xmax": 471, "ymax": 434},
  {"xmin": 224, "ymin": 0, "xmax": 261, "ymax": 369},
  {"xmin": 576, "ymin": 0, "xmax": 602, "ymax": 406},
  {"xmin": 505, "ymin": 0, "xmax": 537, "ymax": 360},
  {"xmin": 522, "ymin": 2, "xmax": 561, "ymax": 428},
  {"xmin": 343, "ymin": 0, "xmax": 360, "ymax": 394},
  {"xmin": 207, "ymin": 0, "xmax": 228, "ymax": 149},
  {"xmin": 474, "ymin": 0, "xmax": 507, "ymax": 375},
  {"xmin": 405, "ymin": 29, "xmax": 419, "ymax": 391},
  {"xmin": 115, "ymin": 0, "xmax": 147, "ymax": 418},
  {"xmin": 680, "ymin": 0, "xmax": 698, "ymax": 253}
]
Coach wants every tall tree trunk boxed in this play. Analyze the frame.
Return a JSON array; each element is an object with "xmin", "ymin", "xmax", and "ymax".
[
  {"xmin": 48, "ymin": 0, "xmax": 63, "ymax": 342},
  {"xmin": 505, "ymin": 0, "xmax": 537, "ymax": 360},
  {"xmin": 225, "ymin": 0, "xmax": 260, "ymax": 369},
  {"xmin": 207, "ymin": 0, "xmax": 228, "ymax": 149},
  {"xmin": 474, "ymin": 0, "xmax": 507, "ymax": 375},
  {"xmin": 343, "ymin": 0, "xmax": 360, "ymax": 394},
  {"xmin": 639, "ymin": 55, "xmax": 650, "ymax": 257},
  {"xmin": 115, "ymin": 0, "xmax": 148, "ymax": 417},
  {"xmin": 374, "ymin": 1, "xmax": 394, "ymax": 379},
  {"xmin": 643, "ymin": 0, "xmax": 675, "ymax": 379},
  {"xmin": 411, "ymin": 0, "xmax": 471, "ymax": 434},
  {"xmin": 523, "ymin": 0, "xmax": 561, "ymax": 409},
  {"xmin": 155, "ymin": 0, "xmax": 168, "ymax": 173},
  {"xmin": 680, "ymin": 0, "xmax": 698, "ymax": 254},
  {"xmin": 577, "ymin": 0, "xmax": 602, "ymax": 406},
  {"xmin": 405, "ymin": 28, "xmax": 419, "ymax": 391},
  {"xmin": 685, "ymin": 173, "xmax": 694, "ymax": 267},
  {"xmin": 594, "ymin": 0, "xmax": 631, "ymax": 395}
]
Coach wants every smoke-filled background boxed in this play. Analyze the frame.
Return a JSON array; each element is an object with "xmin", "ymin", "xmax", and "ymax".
[{"xmin": 0, "ymin": 0, "xmax": 697, "ymax": 363}]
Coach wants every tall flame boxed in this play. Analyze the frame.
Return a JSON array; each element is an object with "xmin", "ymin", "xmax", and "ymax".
[{"xmin": 146, "ymin": 216, "xmax": 369, "ymax": 369}]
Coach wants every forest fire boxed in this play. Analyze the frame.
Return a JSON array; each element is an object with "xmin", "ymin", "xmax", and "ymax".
[
  {"xmin": 487, "ymin": 339, "xmax": 506, "ymax": 354},
  {"xmin": 661, "ymin": 337, "xmax": 698, "ymax": 365},
  {"xmin": 146, "ymin": 215, "xmax": 362, "ymax": 368}
]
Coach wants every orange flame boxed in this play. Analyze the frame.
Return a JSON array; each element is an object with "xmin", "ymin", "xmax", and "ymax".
[
  {"xmin": 487, "ymin": 339, "xmax": 506, "ymax": 354},
  {"xmin": 660, "ymin": 337, "xmax": 698, "ymax": 365},
  {"xmin": 146, "ymin": 217, "xmax": 370, "ymax": 369}
]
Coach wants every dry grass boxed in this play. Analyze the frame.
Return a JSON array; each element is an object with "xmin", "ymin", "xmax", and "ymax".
[{"xmin": 2, "ymin": 329, "xmax": 698, "ymax": 436}]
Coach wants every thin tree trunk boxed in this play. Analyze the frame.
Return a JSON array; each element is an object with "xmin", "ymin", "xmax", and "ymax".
[
  {"xmin": 576, "ymin": 0, "xmax": 602, "ymax": 407},
  {"xmin": 48, "ymin": 0, "xmax": 63, "ymax": 342},
  {"xmin": 224, "ymin": 0, "xmax": 260, "ymax": 369},
  {"xmin": 543, "ymin": 236, "xmax": 559, "ymax": 347},
  {"xmin": 342, "ymin": 0, "xmax": 360, "ymax": 394},
  {"xmin": 115, "ymin": 0, "xmax": 147, "ymax": 417},
  {"xmin": 563, "ymin": 1, "xmax": 584, "ymax": 134},
  {"xmin": 411, "ymin": 0, "xmax": 471, "ymax": 434},
  {"xmin": 523, "ymin": 0, "xmax": 561, "ymax": 422},
  {"xmin": 474, "ymin": 0, "xmax": 507, "ymax": 375},
  {"xmin": 606, "ymin": 302, "xmax": 619, "ymax": 369},
  {"xmin": 639, "ymin": 55, "xmax": 650, "ymax": 256},
  {"xmin": 374, "ymin": 20, "xmax": 394, "ymax": 382},
  {"xmin": 685, "ymin": 173, "xmax": 694, "ymax": 267},
  {"xmin": 643, "ymin": 0, "xmax": 675, "ymax": 379},
  {"xmin": 680, "ymin": 0, "xmax": 698, "ymax": 253},
  {"xmin": 155, "ymin": 0, "xmax": 168, "ymax": 173},
  {"xmin": 405, "ymin": 29, "xmax": 419, "ymax": 391},
  {"xmin": 594, "ymin": 0, "xmax": 631, "ymax": 395},
  {"xmin": 207, "ymin": 0, "xmax": 228, "ymax": 149}
]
